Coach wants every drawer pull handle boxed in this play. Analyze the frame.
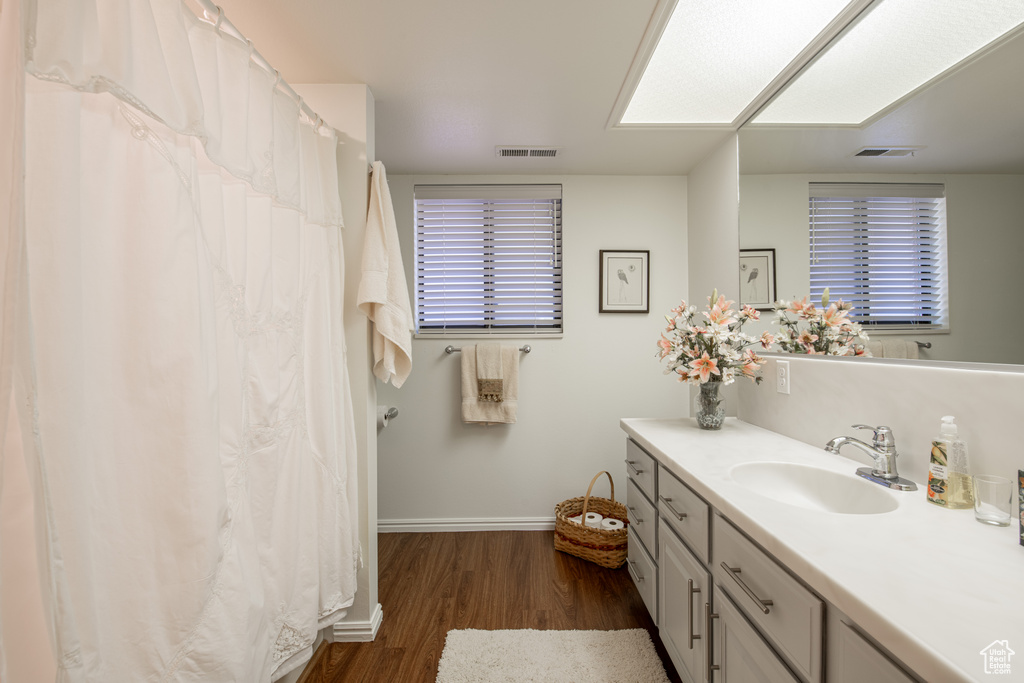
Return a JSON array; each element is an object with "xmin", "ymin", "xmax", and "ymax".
[
  {"xmin": 627, "ymin": 560, "xmax": 645, "ymax": 583},
  {"xmin": 627, "ymin": 506, "xmax": 643, "ymax": 525},
  {"xmin": 659, "ymin": 495, "xmax": 688, "ymax": 521},
  {"xmin": 687, "ymin": 579, "xmax": 701, "ymax": 649},
  {"xmin": 705, "ymin": 602, "xmax": 720, "ymax": 681},
  {"xmin": 720, "ymin": 562, "xmax": 774, "ymax": 615},
  {"xmin": 625, "ymin": 459, "xmax": 644, "ymax": 475}
]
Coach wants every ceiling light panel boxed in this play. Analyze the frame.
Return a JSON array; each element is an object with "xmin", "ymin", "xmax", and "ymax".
[
  {"xmin": 621, "ymin": 0, "xmax": 851, "ymax": 125},
  {"xmin": 754, "ymin": 0, "xmax": 1024, "ymax": 125}
]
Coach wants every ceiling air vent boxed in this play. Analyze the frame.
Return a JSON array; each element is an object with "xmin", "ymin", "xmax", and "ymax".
[
  {"xmin": 854, "ymin": 146, "xmax": 922, "ymax": 158},
  {"xmin": 496, "ymin": 146, "xmax": 560, "ymax": 158}
]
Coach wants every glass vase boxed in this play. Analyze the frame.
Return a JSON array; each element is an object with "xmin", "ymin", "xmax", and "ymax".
[{"xmin": 694, "ymin": 381, "xmax": 725, "ymax": 430}]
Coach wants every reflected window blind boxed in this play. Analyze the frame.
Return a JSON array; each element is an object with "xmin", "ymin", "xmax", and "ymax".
[
  {"xmin": 414, "ymin": 185, "xmax": 562, "ymax": 334},
  {"xmin": 808, "ymin": 183, "xmax": 948, "ymax": 330}
]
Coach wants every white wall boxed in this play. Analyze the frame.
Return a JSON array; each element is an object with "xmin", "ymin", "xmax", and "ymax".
[
  {"xmin": 376, "ymin": 174, "xmax": 688, "ymax": 528},
  {"xmin": 688, "ymin": 135, "xmax": 740, "ymax": 305},
  {"xmin": 686, "ymin": 134, "xmax": 742, "ymax": 413},
  {"xmin": 739, "ymin": 173, "xmax": 1024, "ymax": 363},
  {"xmin": 739, "ymin": 355, "xmax": 1023, "ymax": 510}
]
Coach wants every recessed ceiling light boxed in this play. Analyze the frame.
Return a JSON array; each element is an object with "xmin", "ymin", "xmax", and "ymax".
[
  {"xmin": 753, "ymin": 0, "xmax": 1024, "ymax": 125},
  {"xmin": 619, "ymin": 0, "xmax": 852, "ymax": 125}
]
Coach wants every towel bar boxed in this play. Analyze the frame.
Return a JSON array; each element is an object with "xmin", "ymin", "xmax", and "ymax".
[
  {"xmin": 444, "ymin": 344, "xmax": 531, "ymax": 355},
  {"xmin": 914, "ymin": 341, "xmax": 932, "ymax": 349}
]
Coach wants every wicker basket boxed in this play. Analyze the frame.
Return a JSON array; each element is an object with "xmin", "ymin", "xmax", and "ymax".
[{"xmin": 554, "ymin": 471, "xmax": 629, "ymax": 569}]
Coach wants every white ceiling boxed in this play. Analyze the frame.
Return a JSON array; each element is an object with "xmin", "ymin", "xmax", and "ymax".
[
  {"xmin": 212, "ymin": 0, "xmax": 733, "ymax": 175},
  {"xmin": 741, "ymin": 25, "xmax": 1024, "ymax": 175},
  {"xmin": 212, "ymin": 0, "xmax": 1024, "ymax": 177}
]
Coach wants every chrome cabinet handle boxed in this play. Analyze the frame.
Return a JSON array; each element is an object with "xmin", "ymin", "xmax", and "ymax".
[
  {"xmin": 660, "ymin": 495, "xmax": 688, "ymax": 521},
  {"xmin": 627, "ymin": 506, "xmax": 643, "ymax": 525},
  {"xmin": 705, "ymin": 602, "xmax": 720, "ymax": 681},
  {"xmin": 627, "ymin": 560, "xmax": 644, "ymax": 583},
  {"xmin": 687, "ymin": 578, "xmax": 701, "ymax": 649},
  {"xmin": 625, "ymin": 459, "xmax": 644, "ymax": 475},
  {"xmin": 720, "ymin": 562, "xmax": 774, "ymax": 615}
]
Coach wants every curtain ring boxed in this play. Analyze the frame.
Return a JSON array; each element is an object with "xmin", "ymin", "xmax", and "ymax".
[{"xmin": 213, "ymin": 5, "xmax": 224, "ymax": 32}]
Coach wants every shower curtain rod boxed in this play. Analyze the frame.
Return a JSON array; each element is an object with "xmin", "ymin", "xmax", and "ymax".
[{"xmin": 191, "ymin": 0, "xmax": 324, "ymax": 128}]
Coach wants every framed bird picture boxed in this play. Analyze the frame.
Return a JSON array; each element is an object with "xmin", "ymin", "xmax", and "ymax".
[
  {"xmin": 599, "ymin": 250, "xmax": 649, "ymax": 313},
  {"xmin": 739, "ymin": 248, "xmax": 777, "ymax": 311}
]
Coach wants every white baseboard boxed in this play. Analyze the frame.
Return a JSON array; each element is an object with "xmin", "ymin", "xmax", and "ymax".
[
  {"xmin": 331, "ymin": 603, "xmax": 383, "ymax": 642},
  {"xmin": 378, "ymin": 517, "xmax": 556, "ymax": 533}
]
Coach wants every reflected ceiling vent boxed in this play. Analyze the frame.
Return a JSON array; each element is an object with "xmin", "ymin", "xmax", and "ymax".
[
  {"xmin": 854, "ymin": 146, "xmax": 923, "ymax": 158},
  {"xmin": 496, "ymin": 146, "xmax": 560, "ymax": 158}
]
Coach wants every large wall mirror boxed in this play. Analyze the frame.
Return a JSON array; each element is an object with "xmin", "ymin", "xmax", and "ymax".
[{"xmin": 739, "ymin": 26, "xmax": 1024, "ymax": 366}]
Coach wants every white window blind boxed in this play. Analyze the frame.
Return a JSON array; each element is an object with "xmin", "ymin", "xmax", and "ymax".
[
  {"xmin": 414, "ymin": 185, "xmax": 562, "ymax": 334},
  {"xmin": 808, "ymin": 182, "xmax": 948, "ymax": 330}
]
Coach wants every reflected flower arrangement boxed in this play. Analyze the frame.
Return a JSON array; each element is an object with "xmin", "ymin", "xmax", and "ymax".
[{"xmin": 773, "ymin": 289, "xmax": 870, "ymax": 356}]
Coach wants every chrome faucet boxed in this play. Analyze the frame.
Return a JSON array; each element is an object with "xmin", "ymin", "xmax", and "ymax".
[{"xmin": 825, "ymin": 424, "xmax": 917, "ymax": 491}]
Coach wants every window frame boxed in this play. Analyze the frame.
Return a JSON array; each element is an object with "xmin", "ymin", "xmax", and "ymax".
[
  {"xmin": 413, "ymin": 184, "xmax": 563, "ymax": 338},
  {"xmin": 808, "ymin": 182, "xmax": 949, "ymax": 333}
]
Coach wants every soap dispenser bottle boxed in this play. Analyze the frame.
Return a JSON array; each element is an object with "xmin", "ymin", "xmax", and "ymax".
[{"xmin": 926, "ymin": 416, "xmax": 973, "ymax": 509}]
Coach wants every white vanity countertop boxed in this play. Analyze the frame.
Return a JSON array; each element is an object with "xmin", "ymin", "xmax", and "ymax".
[{"xmin": 621, "ymin": 417, "xmax": 1023, "ymax": 683}]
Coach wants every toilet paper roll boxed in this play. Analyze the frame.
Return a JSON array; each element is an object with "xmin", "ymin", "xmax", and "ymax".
[
  {"xmin": 601, "ymin": 518, "xmax": 624, "ymax": 531},
  {"xmin": 568, "ymin": 515, "xmax": 584, "ymax": 525},
  {"xmin": 584, "ymin": 512, "xmax": 604, "ymax": 528}
]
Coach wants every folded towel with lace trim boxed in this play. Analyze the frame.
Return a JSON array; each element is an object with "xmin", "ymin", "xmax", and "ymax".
[
  {"xmin": 475, "ymin": 343, "xmax": 504, "ymax": 402},
  {"xmin": 461, "ymin": 344, "xmax": 519, "ymax": 424}
]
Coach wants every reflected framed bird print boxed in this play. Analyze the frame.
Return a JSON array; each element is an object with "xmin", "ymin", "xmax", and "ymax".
[
  {"xmin": 739, "ymin": 248, "xmax": 777, "ymax": 311},
  {"xmin": 599, "ymin": 250, "xmax": 649, "ymax": 313}
]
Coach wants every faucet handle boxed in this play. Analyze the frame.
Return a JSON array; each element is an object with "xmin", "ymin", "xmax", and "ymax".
[{"xmin": 852, "ymin": 424, "xmax": 895, "ymax": 450}]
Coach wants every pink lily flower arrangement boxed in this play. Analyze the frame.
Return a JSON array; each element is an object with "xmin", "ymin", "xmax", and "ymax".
[
  {"xmin": 658, "ymin": 290, "xmax": 766, "ymax": 386},
  {"xmin": 773, "ymin": 289, "xmax": 870, "ymax": 356}
]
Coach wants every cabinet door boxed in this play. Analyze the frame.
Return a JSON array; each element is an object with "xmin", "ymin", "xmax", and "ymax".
[
  {"xmin": 714, "ymin": 588, "xmax": 800, "ymax": 683},
  {"xmin": 659, "ymin": 518, "xmax": 709, "ymax": 683},
  {"xmin": 833, "ymin": 621, "xmax": 916, "ymax": 683}
]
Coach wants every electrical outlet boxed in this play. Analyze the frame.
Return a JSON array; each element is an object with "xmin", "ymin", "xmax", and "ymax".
[{"xmin": 777, "ymin": 360, "xmax": 791, "ymax": 395}]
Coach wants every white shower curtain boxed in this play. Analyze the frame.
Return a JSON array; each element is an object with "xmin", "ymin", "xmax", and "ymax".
[{"xmin": 1, "ymin": 1, "xmax": 359, "ymax": 681}]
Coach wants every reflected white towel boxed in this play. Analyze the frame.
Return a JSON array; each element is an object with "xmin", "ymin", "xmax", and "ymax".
[
  {"xmin": 461, "ymin": 344, "xmax": 519, "ymax": 424},
  {"xmin": 357, "ymin": 160, "xmax": 414, "ymax": 387}
]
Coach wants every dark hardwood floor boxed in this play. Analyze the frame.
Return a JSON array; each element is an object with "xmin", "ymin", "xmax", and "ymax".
[{"xmin": 303, "ymin": 530, "xmax": 682, "ymax": 683}]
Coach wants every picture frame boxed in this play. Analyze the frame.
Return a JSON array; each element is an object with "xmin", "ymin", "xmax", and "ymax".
[
  {"xmin": 739, "ymin": 248, "xmax": 777, "ymax": 311},
  {"xmin": 599, "ymin": 250, "xmax": 649, "ymax": 313}
]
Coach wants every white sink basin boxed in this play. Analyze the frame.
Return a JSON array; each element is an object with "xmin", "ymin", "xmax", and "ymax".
[{"xmin": 730, "ymin": 462, "xmax": 900, "ymax": 515}]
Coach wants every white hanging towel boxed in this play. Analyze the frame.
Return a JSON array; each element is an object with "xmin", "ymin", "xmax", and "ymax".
[
  {"xmin": 461, "ymin": 344, "xmax": 519, "ymax": 424},
  {"xmin": 357, "ymin": 160, "xmax": 414, "ymax": 387}
]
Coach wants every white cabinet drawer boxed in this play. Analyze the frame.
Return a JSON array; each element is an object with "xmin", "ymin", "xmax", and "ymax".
[
  {"xmin": 713, "ymin": 514, "xmax": 823, "ymax": 683},
  {"xmin": 625, "ymin": 438, "xmax": 656, "ymax": 502},
  {"xmin": 627, "ymin": 478, "xmax": 657, "ymax": 558},
  {"xmin": 627, "ymin": 527, "xmax": 657, "ymax": 624},
  {"xmin": 659, "ymin": 465, "xmax": 710, "ymax": 564}
]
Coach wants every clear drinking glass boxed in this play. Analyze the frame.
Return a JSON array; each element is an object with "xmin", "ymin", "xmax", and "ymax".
[{"xmin": 973, "ymin": 474, "xmax": 1012, "ymax": 527}]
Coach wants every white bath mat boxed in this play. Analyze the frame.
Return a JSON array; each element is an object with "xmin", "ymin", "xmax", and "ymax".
[{"xmin": 435, "ymin": 628, "xmax": 671, "ymax": 683}]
